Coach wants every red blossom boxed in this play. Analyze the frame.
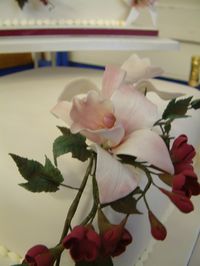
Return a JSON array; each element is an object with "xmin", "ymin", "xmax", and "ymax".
[
  {"xmin": 62, "ymin": 225, "xmax": 101, "ymax": 262},
  {"xmin": 171, "ymin": 135, "xmax": 196, "ymax": 173},
  {"xmin": 159, "ymin": 188, "xmax": 194, "ymax": 213},
  {"xmin": 148, "ymin": 211, "xmax": 167, "ymax": 241},
  {"xmin": 172, "ymin": 168, "xmax": 200, "ymax": 198},
  {"xmin": 101, "ymin": 224, "xmax": 132, "ymax": 257},
  {"xmin": 170, "ymin": 135, "xmax": 200, "ymax": 198},
  {"xmin": 23, "ymin": 245, "xmax": 54, "ymax": 266}
]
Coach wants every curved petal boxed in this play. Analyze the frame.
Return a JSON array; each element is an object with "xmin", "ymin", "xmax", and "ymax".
[
  {"xmin": 149, "ymin": 3, "xmax": 157, "ymax": 27},
  {"xmin": 113, "ymin": 129, "xmax": 174, "ymax": 174},
  {"xmin": 71, "ymin": 123, "xmax": 125, "ymax": 146},
  {"xmin": 70, "ymin": 90, "xmax": 114, "ymax": 131},
  {"xmin": 93, "ymin": 145, "xmax": 138, "ymax": 204},
  {"xmin": 102, "ymin": 65, "xmax": 126, "ymax": 99},
  {"xmin": 125, "ymin": 7, "xmax": 140, "ymax": 26},
  {"xmin": 111, "ymin": 84, "xmax": 158, "ymax": 134},
  {"xmin": 51, "ymin": 101, "xmax": 72, "ymax": 126},
  {"xmin": 58, "ymin": 78, "xmax": 99, "ymax": 102},
  {"xmin": 136, "ymin": 80, "xmax": 184, "ymax": 100},
  {"xmin": 121, "ymin": 54, "xmax": 163, "ymax": 84}
]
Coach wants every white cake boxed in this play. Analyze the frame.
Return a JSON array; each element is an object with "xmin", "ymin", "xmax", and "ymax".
[
  {"xmin": 0, "ymin": 0, "xmax": 157, "ymax": 34},
  {"xmin": 0, "ymin": 66, "xmax": 200, "ymax": 266}
]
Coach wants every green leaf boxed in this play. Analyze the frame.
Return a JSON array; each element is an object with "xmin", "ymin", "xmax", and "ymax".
[
  {"xmin": 159, "ymin": 173, "xmax": 173, "ymax": 187},
  {"xmin": 57, "ymin": 126, "xmax": 71, "ymax": 135},
  {"xmin": 111, "ymin": 192, "xmax": 142, "ymax": 215},
  {"xmin": 53, "ymin": 127, "xmax": 91, "ymax": 165},
  {"xmin": 162, "ymin": 96, "xmax": 193, "ymax": 120},
  {"xmin": 10, "ymin": 154, "xmax": 64, "ymax": 192},
  {"xmin": 191, "ymin": 99, "xmax": 200, "ymax": 110},
  {"xmin": 164, "ymin": 122, "xmax": 171, "ymax": 135},
  {"xmin": 76, "ymin": 257, "xmax": 113, "ymax": 266}
]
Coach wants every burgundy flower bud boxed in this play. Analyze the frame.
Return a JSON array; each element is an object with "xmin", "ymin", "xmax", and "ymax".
[
  {"xmin": 171, "ymin": 135, "xmax": 196, "ymax": 173},
  {"xmin": 62, "ymin": 225, "xmax": 101, "ymax": 262},
  {"xmin": 23, "ymin": 245, "xmax": 54, "ymax": 266},
  {"xmin": 101, "ymin": 224, "xmax": 132, "ymax": 257},
  {"xmin": 98, "ymin": 209, "xmax": 132, "ymax": 257},
  {"xmin": 148, "ymin": 211, "xmax": 167, "ymax": 241},
  {"xmin": 159, "ymin": 188, "xmax": 194, "ymax": 213}
]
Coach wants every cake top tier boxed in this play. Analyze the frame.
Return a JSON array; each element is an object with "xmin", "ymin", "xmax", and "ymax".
[{"xmin": 0, "ymin": 0, "xmax": 156, "ymax": 29}]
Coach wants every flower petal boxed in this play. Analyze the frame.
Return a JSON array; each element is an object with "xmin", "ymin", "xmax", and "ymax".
[
  {"xmin": 111, "ymin": 84, "xmax": 158, "ymax": 134},
  {"xmin": 102, "ymin": 65, "xmax": 126, "ymax": 99},
  {"xmin": 172, "ymin": 174, "xmax": 186, "ymax": 191},
  {"xmin": 93, "ymin": 145, "xmax": 138, "ymax": 204},
  {"xmin": 70, "ymin": 90, "xmax": 114, "ymax": 131},
  {"xmin": 136, "ymin": 80, "xmax": 184, "ymax": 100},
  {"xmin": 58, "ymin": 78, "xmax": 99, "ymax": 102},
  {"xmin": 121, "ymin": 54, "xmax": 163, "ymax": 84},
  {"xmin": 51, "ymin": 101, "xmax": 72, "ymax": 126},
  {"xmin": 72, "ymin": 123, "xmax": 125, "ymax": 146},
  {"xmin": 125, "ymin": 7, "xmax": 140, "ymax": 26},
  {"xmin": 113, "ymin": 129, "xmax": 174, "ymax": 174}
]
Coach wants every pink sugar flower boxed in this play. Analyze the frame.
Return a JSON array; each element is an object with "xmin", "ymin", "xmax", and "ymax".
[{"xmin": 52, "ymin": 54, "xmax": 174, "ymax": 204}]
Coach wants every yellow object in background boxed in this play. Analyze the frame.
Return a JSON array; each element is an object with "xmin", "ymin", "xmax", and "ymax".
[{"xmin": 0, "ymin": 53, "xmax": 33, "ymax": 69}]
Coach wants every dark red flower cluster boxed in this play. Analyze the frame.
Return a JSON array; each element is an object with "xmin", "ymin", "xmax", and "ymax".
[
  {"xmin": 171, "ymin": 135, "xmax": 200, "ymax": 198},
  {"xmin": 160, "ymin": 135, "xmax": 200, "ymax": 213},
  {"xmin": 23, "ymin": 222, "xmax": 132, "ymax": 266},
  {"xmin": 62, "ymin": 224, "xmax": 132, "ymax": 263}
]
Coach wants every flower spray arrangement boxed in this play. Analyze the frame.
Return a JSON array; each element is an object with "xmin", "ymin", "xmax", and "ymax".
[
  {"xmin": 123, "ymin": 0, "xmax": 157, "ymax": 26},
  {"xmin": 11, "ymin": 55, "xmax": 200, "ymax": 266}
]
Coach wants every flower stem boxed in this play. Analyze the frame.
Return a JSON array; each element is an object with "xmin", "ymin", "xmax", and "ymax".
[
  {"xmin": 60, "ymin": 183, "xmax": 80, "ymax": 190},
  {"xmin": 55, "ymin": 155, "xmax": 94, "ymax": 266},
  {"xmin": 60, "ymin": 155, "xmax": 93, "ymax": 240},
  {"xmin": 81, "ymin": 155, "xmax": 99, "ymax": 225},
  {"xmin": 143, "ymin": 195, "xmax": 150, "ymax": 211},
  {"xmin": 137, "ymin": 167, "xmax": 153, "ymax": 202}
]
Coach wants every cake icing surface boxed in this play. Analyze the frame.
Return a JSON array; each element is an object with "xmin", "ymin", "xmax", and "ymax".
[{"xmin": 0, "ymin": 65, "xmax": 200, "ymax": 266}]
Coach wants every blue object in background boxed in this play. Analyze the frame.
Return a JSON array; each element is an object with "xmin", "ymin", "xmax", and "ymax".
[
  {"xmin": 56, "ymin": 52, "xmax": 69, "ymax": 66},
  {"xmin": 0, "ymin": 63, "xmax": 34, "ymax": 77}
]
